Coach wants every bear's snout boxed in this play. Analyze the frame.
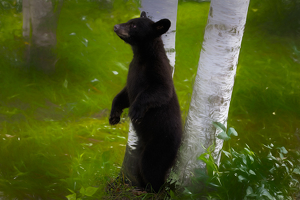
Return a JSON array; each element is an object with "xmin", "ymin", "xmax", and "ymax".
[
  {"xmin": 114, "ymin": 24, "xmax": 120, "ymax": 32},
  {"xmin": 114, "ymin": 24, "xmax": 129, "ymax": 39}
]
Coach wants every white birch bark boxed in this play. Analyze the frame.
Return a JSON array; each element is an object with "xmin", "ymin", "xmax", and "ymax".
[
  {"xmin": 175, "ymin": 0, "xmax": 250, "ymax": 185},
  {"xmin": 140, "ymin": 0, "xmax": 178, "ymax": 74},
  {"xmin": 121, "ymin": 0, "xmax": 178, "ymax": 185}
]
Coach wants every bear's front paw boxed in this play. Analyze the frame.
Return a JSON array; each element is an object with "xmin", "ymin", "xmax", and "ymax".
[
  {"xmin": 129, "ymin": 104, "xmax": 145, "ymax": 124},
  {"xmin": 109, "ymin": 116, "xmax": 120, "ymax": 125}
]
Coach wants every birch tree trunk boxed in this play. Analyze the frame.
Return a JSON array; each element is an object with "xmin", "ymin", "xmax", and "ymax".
[
  {"xmin": 23, "ymin": 0, "xmax": 63, "ymax": 73},
  {"xmin": 175, "ymin": 0, "xmax": 250, "ymax": 185},
  {"xmin": 121, "ymin": 0, "xmax": 178, "ymax": 186}
]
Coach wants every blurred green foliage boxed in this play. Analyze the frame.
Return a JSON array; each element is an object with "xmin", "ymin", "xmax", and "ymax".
[
  {"xmin": 174, "ymin": 124, "xmax": 300, "ymax": 199},
  {"xmin": 228, "ymin": 0, "xmax": 300, "ymax": 153}
]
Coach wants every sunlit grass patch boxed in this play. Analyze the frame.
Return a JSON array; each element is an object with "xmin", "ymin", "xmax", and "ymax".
[{"xmin": 0, "ymin": 118, "xmax": 129, "ymax": 199}]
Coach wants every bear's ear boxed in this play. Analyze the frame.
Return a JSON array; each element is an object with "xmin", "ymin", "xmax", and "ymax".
[
  {"xmin": 140, "ymin": 11, "xmax": 147, "ymax": 18},
  {"xmin": 153, "ymin": 19, "xmax": 171, "ymax": 36}
]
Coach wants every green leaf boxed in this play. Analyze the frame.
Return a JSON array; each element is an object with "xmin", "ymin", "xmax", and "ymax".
[
  {"xmin": 293, "ymin": 168, "xmax": 300, "ymax": 175},
  {"xmin": 291, "ymin": 177, "xmax": 299, "ymax": 184},
  {"xmin": 249, "ymin": 170, "xmax": 256, "ymax": 175},
  {"xmin": 84, "ymin": 187, "xmax": 98, "ymax": 197},
  {"xmin": 263, "ymin": 144, "xmax": 273, "ymax": 149},
  {"xmin": 67, "ymin": 189, "xmax": 75, "ymax": 194},
  {"xmin": 286, "ymin": 160, "xmax": 293, "ymax": 167},
  {"xmin": 242, "ymin": 156, "xmax": 247, "ymax": 165},
  {"xmin": 183, "ymin": 188, "xmax": 192, "ymax": 195},
  {"xmin": 267, "ymin": 152, "xmax": 276, "ymax": 161},
  {"xmin": 217, "ymin": 131, "xmax": 231, "ymax": 141},
  {"xmin": 281, "ymin": 163, "xmax": 289, "ymax": 174},
  {"xmin": 279, "ymin": 153, "xmax": 284, "ymax": 159},
  {"xmin": 261, "ymin": 189, "xmax": 273, "ymax": 200},
  {"xmin": 247, "ymin": 155, "xmax": 255, "ymax": 163},
  {"xmin": 269, "ymin": 167, "xmax": 275, "ymax": 174},
  {"xmin": 278, "ymin": 146, "xmax": 288, "ymax": 154},
  {"xmin": 212, "ymin": 122, "xmax": 226, "ymax": 132},
  {"xmin": 198, "ymin": 152, "xmax": 209, "ymax": 162},
  {"xmin": 227, "ymin": 127, "xmax": 238, "ymax": 136},
  {"xmin": 222, "ymin": 150, "xmax": 231, "ymax": 158},
  {"xmin": 80, "ymin": 187, "xmax": 85, "ymax": 195},
  {"xmin": 216, "ymin": 176, "xmax": 222, "ymax": 185},
  {"xmin": 66, "ymin": 193, "xmax": 76, "ymax": 200},
  {"xmin": 246, "ymin": 186, "xmax": 253, "ymax": 195},
  {"xmin": 209, "ymin": 182, "xmax": 221, "ymax": 188},
  {"xmin": 238, "ymin": 175, "xmax": 247, "ymax": 182}
]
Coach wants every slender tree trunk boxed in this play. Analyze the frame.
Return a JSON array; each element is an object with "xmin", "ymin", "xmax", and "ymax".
[
  {"xmin": 121, "ymin": 0, "xmax": 178, "ymax": 186},
  {"xmin": 23, "ymin": 0, "xmax": 63, "ymax": 73},
  {"xmin": 140, "ymin": 0, "xmax": 178, "ymax": 75},
  {"xmin": 174, "ymin": 0, "xmax": 250, "ymax": 185}
]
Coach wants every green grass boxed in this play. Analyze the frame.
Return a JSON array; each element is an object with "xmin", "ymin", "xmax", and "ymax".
[
  {"xmin": 0, "ymin": 118, "xmax": 129, "ymax": 199},
  {"xmin": 174, "ymin": 1, "xmax": 210, "ymax": 119},
  {"xmin": 228, "ymin": 0, "xmax": 300, "ymax": 152},
  {"xmin": 0, "ymin": 0, "xmax": 300, "ymax": 199}
]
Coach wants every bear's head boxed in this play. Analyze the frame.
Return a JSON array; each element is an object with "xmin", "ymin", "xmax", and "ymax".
[{"xmin": 114, "ymin": 11, "xmax": 171, "ymax": 45}]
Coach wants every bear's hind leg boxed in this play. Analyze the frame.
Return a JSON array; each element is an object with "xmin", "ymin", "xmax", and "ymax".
[{"xmin": 139, "ymin": 142, "xmax": 177, "ymax": 193}]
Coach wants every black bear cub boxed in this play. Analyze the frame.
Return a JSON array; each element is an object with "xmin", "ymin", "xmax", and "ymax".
[{"xmin": 109, "ymin": 11, "xmax": 182, "ymax": 192}]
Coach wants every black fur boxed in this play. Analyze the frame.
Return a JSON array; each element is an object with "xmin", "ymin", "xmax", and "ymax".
[{"xmin": 110, "ymin": 11, "xmax": 182, "ymax": 192}]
